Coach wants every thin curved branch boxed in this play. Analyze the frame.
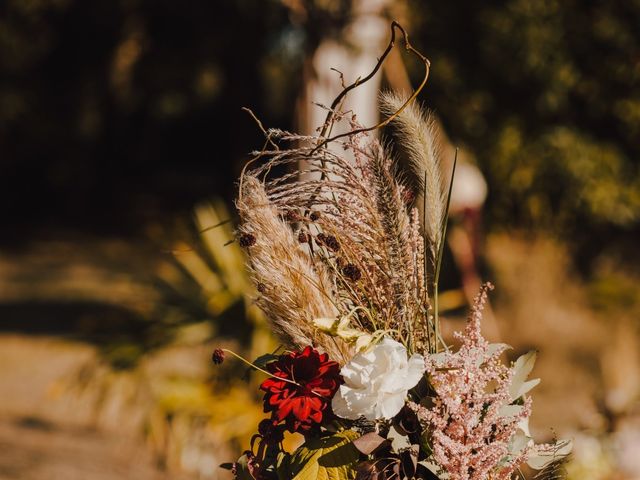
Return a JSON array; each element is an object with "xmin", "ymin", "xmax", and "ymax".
[{"xmin": 311, "ymin": 21, "xmax": 431, "ymax": 155}]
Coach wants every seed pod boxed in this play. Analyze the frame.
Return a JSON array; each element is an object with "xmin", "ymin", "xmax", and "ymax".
[
  {"xmin": 211, "ymin": 349, "xmax": 226, "ymax": 365},
  {"xmin": 239, "ymin": 233, "xmax": 256, "ymax": 247},
  {"xmin": 342, "ymin": 263, "xmax": 362, "ymax": 281}
]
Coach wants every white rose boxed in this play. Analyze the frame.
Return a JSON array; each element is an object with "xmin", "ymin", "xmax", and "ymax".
[{"xmin": 332, "ymin": 337, "xmax": 425, "ymax": 420}]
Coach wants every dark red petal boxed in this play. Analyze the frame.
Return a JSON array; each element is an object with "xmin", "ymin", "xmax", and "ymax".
[
  {"xmin": 293, "ymin": 396, "xmax": 311, "ymax": 421},
  {"xmin": 309, "ymin": 410, "xmax": 322, "ymax": 423},
  {"xmin": 276, "ymin": 398, "xmax": 295, "ymax": 420}
]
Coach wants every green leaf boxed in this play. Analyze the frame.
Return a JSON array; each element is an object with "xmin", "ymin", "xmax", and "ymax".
[
  {"xmin": 229, "ymin": 452, "xmax": 258, "ymax": 480},
  {"xmin": 283, "ymin": 430, "xmax": 361, "ymax": 480},
  {"xmin": 277, "ymin": 452, "xmax": 292, "ymax": 479},
  {"xmin": 253, "ymin": 353, "xmax": 279, "ymax": 369}
]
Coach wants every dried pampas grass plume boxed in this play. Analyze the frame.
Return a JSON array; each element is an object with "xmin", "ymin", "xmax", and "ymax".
[
  {"xmin": 233, "ymin": 23, "xmax": 443, "ymax": 356},
  {"xmin": 237, "ymin": 175, "xmax": 351, "ymax": 363},
  {"xmin": 380, "ymin": 91, "xmax": 446, "ymax": 264}
]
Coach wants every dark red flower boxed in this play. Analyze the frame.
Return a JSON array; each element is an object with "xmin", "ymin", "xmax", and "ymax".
[{"xmin": 260, "ymin": 346, "xmax": 341, "ymax": 433}]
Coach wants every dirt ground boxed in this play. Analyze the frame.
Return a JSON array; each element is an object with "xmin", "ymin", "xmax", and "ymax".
[
  {"xmin": 1, "ymin": 235, "xmax": 639, "ymax": 479},
  {"xmin": 0, "ymin": 334, "xmax": 197, "ymax": 480},
  {"xmin": 0, "ymin": 418, "xmax": 193, "ymax": 480}
]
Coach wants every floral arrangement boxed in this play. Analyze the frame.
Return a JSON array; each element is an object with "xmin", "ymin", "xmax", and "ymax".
[{"xmin": 215, "ymin": 22, "xmax": 571, "ymax": 480}]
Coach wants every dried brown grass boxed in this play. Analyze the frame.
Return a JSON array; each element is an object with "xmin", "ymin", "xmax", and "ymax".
[
  {"xmin": 237, "ymin": 112, "xmax": 444, "ymax": 356},
  {"xmin": 380, "ymin": 91, "xmax": 445, "ymax": 268}
]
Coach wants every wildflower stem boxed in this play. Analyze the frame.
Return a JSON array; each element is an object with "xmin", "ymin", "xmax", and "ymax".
[
  {"xmin": 198, "ymin": 218, "xmax": 232, "ymax": 233},
  {"xmin": 221, "ymin": 349, "xmax": 302, "ymax": 387},
  {"xmin": 423, "ymin": 170, "xmax": 434, "ymax": 353},
  {"xmin": 434, "ymin": 280, "xmax": 440, "ymax": 353},
  {"xmin": 433, "ymin": 148, "xmax": 458, "ymax": 352}
]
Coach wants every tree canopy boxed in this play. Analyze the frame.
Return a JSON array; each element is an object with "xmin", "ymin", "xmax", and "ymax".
[{"xmin": 1, "ymin": 0, "xmax": 637, "ymax": 266}]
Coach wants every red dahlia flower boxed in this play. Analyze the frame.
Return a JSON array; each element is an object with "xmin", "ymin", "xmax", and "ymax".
[{"xmin": 260, "ymin": 346, "xmax": 342, "ymax": 433}]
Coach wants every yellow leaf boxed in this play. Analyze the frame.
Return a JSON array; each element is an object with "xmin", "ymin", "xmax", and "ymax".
[
  {"xmin": 314, "ymin": 317, "xmax": 338, "ymax": 333},
  {"xmin": 283, "ymin": 430, "xmax": 360, "ymax": 480}
]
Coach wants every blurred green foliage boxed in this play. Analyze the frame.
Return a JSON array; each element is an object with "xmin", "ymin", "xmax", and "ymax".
[
  {"xmin": 0, "ymin": 0, "xmax": 637, "ymax": 265},
  {"xmin": 0, "ymin": 0, "xmax": 297, "ymax": 238},
  {"xmin": 410, "ymin": 0, "xmax": 640, "ymax": 252}
]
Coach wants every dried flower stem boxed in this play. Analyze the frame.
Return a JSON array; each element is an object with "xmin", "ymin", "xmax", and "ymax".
[
  {"xmin": 219, "ymin": 349, "xmax": 300, "ymax": 387},
  {"xmin": 313, "ymin": 21, "xmax": 431, "ymax": 153},
  {"xmin": 434, "ymin": 149, "xmax": 458, "ymax": 351}
]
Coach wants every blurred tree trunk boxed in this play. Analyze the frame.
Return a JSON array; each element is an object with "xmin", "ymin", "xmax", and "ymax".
[{"xmin": 296, "ymin": 0, "xmax": 392, "ymax": 143}]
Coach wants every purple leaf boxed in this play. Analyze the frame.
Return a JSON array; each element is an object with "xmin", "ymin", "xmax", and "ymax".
[{"xmin": 353, "ymin": 432, "xmax": 389, "ymax": 455}]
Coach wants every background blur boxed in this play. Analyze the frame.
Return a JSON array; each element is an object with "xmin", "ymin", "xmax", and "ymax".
[{"xmin": 0, "ymin": 1, "xmax": 639, "ymax": 479}]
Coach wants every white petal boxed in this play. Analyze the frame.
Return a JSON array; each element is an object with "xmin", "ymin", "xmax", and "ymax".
[
  {"xmin": 330, "ymin": 395, "xmax": 348, "ymax": 418},
  {"xmin": 379, "ymin": 374, "xmax": 405, "ymax": 393},
  {"xmin": 334, "ymin": 336, "xmax": 421, "ymax": 421},
  {"xmin": 332, "ymin": 387, "xmax": 368, "ymax": 420},
  {"xmin": 405, "ymin": 353, "xmax": 426, "ymax": 388},
  {"xmin": 377, "ymin": 392, "xmax": 406, "ymax": 419},
  {"xmin": 341, "ymin": 354, "xmax": 371, "ymax": 387},
  {"xmin": 379, "ymin": 338, "xmax": 408, "ymax": 368},
  {"xmin": 331, "ymin": 390, "xmax": 358, "ymax": 420},
  {"xmin": 344, "ymin": 389, "xmax": 376, "ymax": 418}
]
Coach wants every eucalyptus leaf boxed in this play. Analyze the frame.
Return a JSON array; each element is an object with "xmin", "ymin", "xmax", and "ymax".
[
  {"xmin": 388, "ymin": 425, "xmax": 411, "ymax": 452},
  {"xmin": 509, "ymin": 351, "xmax": 540, "ymax": 400},
  {"xmin": 527, "ymin": 440, "xmax": 573, "ymax": 470},
  {"xmin": 497, "ymin": 404, "xmax": 523, "ymax": 418},
  {"xmin": 418, "ymin": 460, "xmax": 447, "ymax": 480},
  {"xmin": 509, "ymin": 431, "xmax": 531, "ymax": 456},
  {"xmin": 487, "ymin": 342, "xmax": 510, "ymax": 359},
  {"xmin": 253, "ymin": 353, "xmax": 279, "ymax": 369}
]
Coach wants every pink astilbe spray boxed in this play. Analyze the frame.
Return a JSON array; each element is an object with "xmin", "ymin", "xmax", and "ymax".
[{"xmin": 411, "ymin": 284, "xmax": 533, "ymax": 480}]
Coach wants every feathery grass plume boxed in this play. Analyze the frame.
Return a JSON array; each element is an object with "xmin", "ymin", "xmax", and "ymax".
[
  {"xmin": 380, "ymin": 91, "xmax": 446, "ymax": 269},
  {"xmin": 243, "ymin": 122, "xmax": 432, "ymax": 353},
  {"xmin": 368, "ymin": 141, "xmax": 416, "ymax": 326},
  {"xmin": 236, "ymin": 175, "xmax": 351, "ymax": 363}
]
